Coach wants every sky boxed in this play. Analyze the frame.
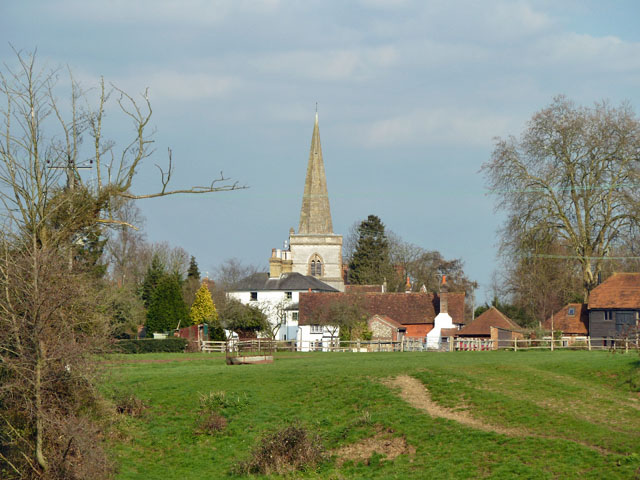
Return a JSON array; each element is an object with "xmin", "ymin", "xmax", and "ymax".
[{"xmin": 2, "ymin": 0, "xmax": 640, "ymax": 303}]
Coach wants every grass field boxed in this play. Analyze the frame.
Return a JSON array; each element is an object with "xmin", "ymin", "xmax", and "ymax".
[{"xmin": 102, "ymin": 350, "xmax": 640, "ymax": 479}]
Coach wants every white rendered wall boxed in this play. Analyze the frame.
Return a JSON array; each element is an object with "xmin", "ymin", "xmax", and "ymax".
[
  {"xmin": 228, "ymin": 290, "xmax": 302, "ymax": 341},
  {"xmin": 426, "ymin": 312, "xmax": 454, "ymax": 349}
]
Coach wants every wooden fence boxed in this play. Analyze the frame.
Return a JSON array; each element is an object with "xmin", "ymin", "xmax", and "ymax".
[{"xmin": 200, "ymin": 337, "xmax": 638, "ymax": 353}]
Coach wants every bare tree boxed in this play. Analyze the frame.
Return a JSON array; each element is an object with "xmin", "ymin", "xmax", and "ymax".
[
  {"xmin": 213, "ymin": 258, "xmax": 262, "ymax": 291},
  {"xmin": 0, "ymin": 50, "xmax": 245, "ymax": 478},
  {"xmin": 483, "ymin": 96, "xmax": 640, "ymax": 302},
  {"xmin": 104, "ymin": 199, "xmax": 147, "ymax": 286}
]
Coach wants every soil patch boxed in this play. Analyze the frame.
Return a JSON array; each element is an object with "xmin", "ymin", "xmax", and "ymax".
[
  {"xmin": 334, "ymin": 426, "xmax": 415, "ymax": 466},
  {"xmin": 384, "ymin": 375, "xmax": 616, "ymax": 455},
  {"xmin": 383, "ymin": 375, "xmax": 524, "ymax": 436}
]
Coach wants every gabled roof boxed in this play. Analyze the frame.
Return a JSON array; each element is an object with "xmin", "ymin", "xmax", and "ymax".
[
  {"xmin": 369, "ymin": 314, "xmax": 405, "ymax": 330},
  {"xmin": 298, "ymin": 291, "xmax": 465, "ymax": 326},
  {"xmin": 588, "ymin": 273, "xmax": 640, "ymax": 309},
  {"xmin": 233, "ymin": 272, "xmax": 338, "ymax": 292},
  {"xmin": 457, "ymin": 307, "xmax": 521, "ymax": 337},
  {"xmin": 543, "ymin": 303, "xmax": 588, "ymax": 335}
]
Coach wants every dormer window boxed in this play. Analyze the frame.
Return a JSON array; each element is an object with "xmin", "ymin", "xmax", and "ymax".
[
  {"xmin": 568, "ymin": 307, "xmax": 575, "ymax": 316},
  {"xmin": 309, "ymin": 254, "xmax": 323, "ymax": 277}
]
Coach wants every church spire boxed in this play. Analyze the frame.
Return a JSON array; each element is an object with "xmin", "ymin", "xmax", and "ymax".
[{"xmin": 298, "ymin": 112, "xmax": 333, "ymax": 234}]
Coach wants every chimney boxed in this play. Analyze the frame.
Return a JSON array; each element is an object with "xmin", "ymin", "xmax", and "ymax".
[
  {"xmin": 269, "ymin": 248, "xmax": 283, "ymax": 278},
  {"xmin": 440, "ymin": 275, "xmax": 448, "ymax": 314},
  {"xmin": 405, "ymin": 275, "xmax": 412, "ymax": 293}
]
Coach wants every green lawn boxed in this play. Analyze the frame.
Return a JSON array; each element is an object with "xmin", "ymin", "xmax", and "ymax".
[{"xmin": 102, "ymin": 351, "xmax": 640, "ymax": 479}]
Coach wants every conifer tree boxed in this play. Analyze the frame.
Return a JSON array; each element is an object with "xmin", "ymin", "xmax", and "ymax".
[
  {"xmin": 183, "ymin": 255, "xmax": 201, "ymax": 306},
  {"xmin": 189, "ymin": 283, "xmax": 218, "ymax": 325},
  {"xmin": 145, "ymin": 274, "xmax": 189, "ymax": 333},
  {"xmin": 348, "ymin": 215, "xmax": 393, "ymax": 285},
  {"xmin": 141, "ymin": 254, "xmax": 165, "ymax": 308},
  {"xmin": 187, "ymin": 255, "xmax": 200, "ymax": 280}
]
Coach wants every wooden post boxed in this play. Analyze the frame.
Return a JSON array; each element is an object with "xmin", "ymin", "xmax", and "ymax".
[
  {"xmin": 625, "ymin": 339, "xmax": 629, "ymax": 354},
  {"xmin": 449, "ymin": 337, "xmax": 454, "ymax": 352},
  {"xmin": 514, "ymin": 338, "xmax": 517, "ymax": 352},
  {"xmin": 588, "ymin": 336, "xmax": 591, "ymax": 351},
  {"xmin": 401, "ymin": 338, "xmax": 404, "ymax": 352},
  {"xmin": 550, "ymin": 311, "xmax": 554, "ymax": 351}
]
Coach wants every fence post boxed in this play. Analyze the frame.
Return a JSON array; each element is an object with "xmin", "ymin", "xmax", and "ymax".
[
  {"xmin": 625, "ymin": 339, "xmax": 629, "ymax": 354},
  {"xmin": 514, "ymin": 338, "xmax": 517, "ymax": 352},
  {"xmin": 588, "ymin": 337, "xmax": 591, "ymax": 351}
]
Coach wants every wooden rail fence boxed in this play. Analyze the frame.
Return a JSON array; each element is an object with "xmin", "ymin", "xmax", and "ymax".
[{"xmin": 201, "ymin": 337, "xmax": 639, "ymax": 353}]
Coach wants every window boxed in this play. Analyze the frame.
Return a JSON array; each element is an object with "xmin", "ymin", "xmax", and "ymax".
[
  {"xmin": 568, "ymin": 307, "xmax": 575, "ymax": 316},
  {"xmin": 309, "ymin": 254, "xmax": 323, "ymax": 277},
  {"xmin": 285, "ymin": 291, "xmax": 292, "ymax": 299},
  {"xmin": 310, "ymin": 324, "xmax": 323, "ymax": 334},
  {"xmin": 292, "ymin": 312, "xmax": 299, "ymax": 321},
  {"xmin": 605, "ymin": 310, "xmax": 613, "ymax": 321},
  {"xmin": 250, "ymin": 291, "xmax": 258, "ymax": 301}
]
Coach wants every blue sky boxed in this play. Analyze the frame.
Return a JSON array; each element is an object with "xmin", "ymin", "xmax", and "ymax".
[{"xmin": 2, "ymin": 0, "xmax": 640, "ymax": 302}]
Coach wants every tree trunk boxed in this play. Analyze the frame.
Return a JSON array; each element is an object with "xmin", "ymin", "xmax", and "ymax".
[{"xmin": 36, "ymin": 339, "xmax": 48, "ymax": 472}]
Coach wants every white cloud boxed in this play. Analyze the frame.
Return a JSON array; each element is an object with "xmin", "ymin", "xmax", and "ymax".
[
  {"xmin": 253, "ymin": 46, "xmax": 398, "ymax": 81},
  {"xmin": 359, "ymin": 108, "xmax": 514, "ymax": 147},
  {"xmin": 530, "ymin": 33, "xmax": 640, "ymax": 72},
  {"xmin": 44, "ymin": 0, "xmax": 281, "ymax": 25}
]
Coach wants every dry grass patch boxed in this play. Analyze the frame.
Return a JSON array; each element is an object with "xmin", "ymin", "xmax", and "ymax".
[{"xmin": 334, "ymin": 425, "xmax": 415, "ymax": 466}]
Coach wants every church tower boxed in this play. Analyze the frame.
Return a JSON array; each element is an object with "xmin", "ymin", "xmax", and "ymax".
[{"xmin": 286, "ymin": 113, "xmax": 344, "ymax": 291}]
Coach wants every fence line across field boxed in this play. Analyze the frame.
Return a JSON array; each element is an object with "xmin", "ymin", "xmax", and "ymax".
[{"xmin": 200, "ymin": 336, "xmax": 639, "ymax": 354}]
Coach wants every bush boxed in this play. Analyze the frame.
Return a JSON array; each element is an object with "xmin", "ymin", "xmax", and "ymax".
[
  {"xmin": 235, "ymin": 425, "xmax": 324, "ymax": 475},
  {"xmin": 195, "ymin": 412, "xmax": 227, "ymax": 435},
  {"xmin": 114, "ymin": 393, "xmax": 147, "ymax": 417},
  {"xmin": 114, "ymin": 338, "xmax": 188, "ymax": 354}
]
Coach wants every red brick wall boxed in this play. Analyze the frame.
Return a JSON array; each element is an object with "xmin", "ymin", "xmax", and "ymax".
[{"xmin": 404, "ymin": 324, "xmax": 432, "ymax": 338}]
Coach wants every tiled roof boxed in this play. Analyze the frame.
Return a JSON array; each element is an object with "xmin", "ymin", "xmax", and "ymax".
[
  {"xmin": 298, "ymin": 291, "xmax": 465, "ymax": 326},
  {"xmin": 232, "ymin": 272, "xmax": 338, "ymax": 292},
  {"xmin": 440, "ymin": 328, "xmax": 459, "ymax": 337},
  {"xmin": 457, "ymin": 307, "xmax": 521, "ymax": 336},
  {"xmin": 543, "ymin": 303, "xmax": 588, "ymax": 335},
  {"xmin": 588, "ymin": 273, "xmax": 640, "ymax": 309},
  {"xmin": 369, "ymin": 314, "xmax": 405, "ymax": 330}
]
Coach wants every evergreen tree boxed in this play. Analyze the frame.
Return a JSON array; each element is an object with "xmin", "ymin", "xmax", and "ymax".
[
  {"xmin": 141, "ymin": 254, "xmax": 165, "ymax": 308},
  {"xmin": 145, "ymin": 274, "xmax": 189, "ymax": 333},
  {"xmin": 190, "ymin": 283, "xmax": 218, "ymax": 324},
  {"xmin": 187, "ymin": 255, "xmax": 200, "ymax": 280},
  {"xmin": 348, "ymin": 215, "xmax": 393, "ymax": 285},
  {"xmin": 183, "ymin": 255, "xmax": 201, "ymax": 306}
]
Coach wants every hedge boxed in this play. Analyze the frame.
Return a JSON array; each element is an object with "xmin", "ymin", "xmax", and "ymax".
[{"xmin": 115, "ymin": 338, "xmax": 189, "ymax": 354}]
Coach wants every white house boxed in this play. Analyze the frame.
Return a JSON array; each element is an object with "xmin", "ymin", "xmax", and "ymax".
[{"xmin": 227, "ymin": 271, "xmax": 338, "ymax": 343}]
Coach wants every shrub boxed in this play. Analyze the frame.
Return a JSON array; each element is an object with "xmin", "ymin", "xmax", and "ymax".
[
  {"xmin": 195, "ymin": 413, "xmax": 227, "ymax": 435},
  {"xmin": 115, "ymin": 338, "xmax": 188, "ymax": 354},
  {"xmin": 114, "ymin": 393, "xmax": 147, "ymax": 417},
  {"xmin": 235, "ymin": 425, "xmax": 324, "ymax": 475}
]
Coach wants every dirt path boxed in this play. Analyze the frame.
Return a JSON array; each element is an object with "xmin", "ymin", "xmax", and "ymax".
[
  {"xmin": 384, "ymin": 375, "xmax": 524, "ymax": 436},
  {"xmin": 384, "ymin": 375, "xmax": 616, "ymax": 456}
]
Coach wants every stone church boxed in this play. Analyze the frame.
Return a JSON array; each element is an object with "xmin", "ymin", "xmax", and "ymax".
[{"xmin": 268, "ymin": 113, "xmax": 345, "ymax": 292}]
